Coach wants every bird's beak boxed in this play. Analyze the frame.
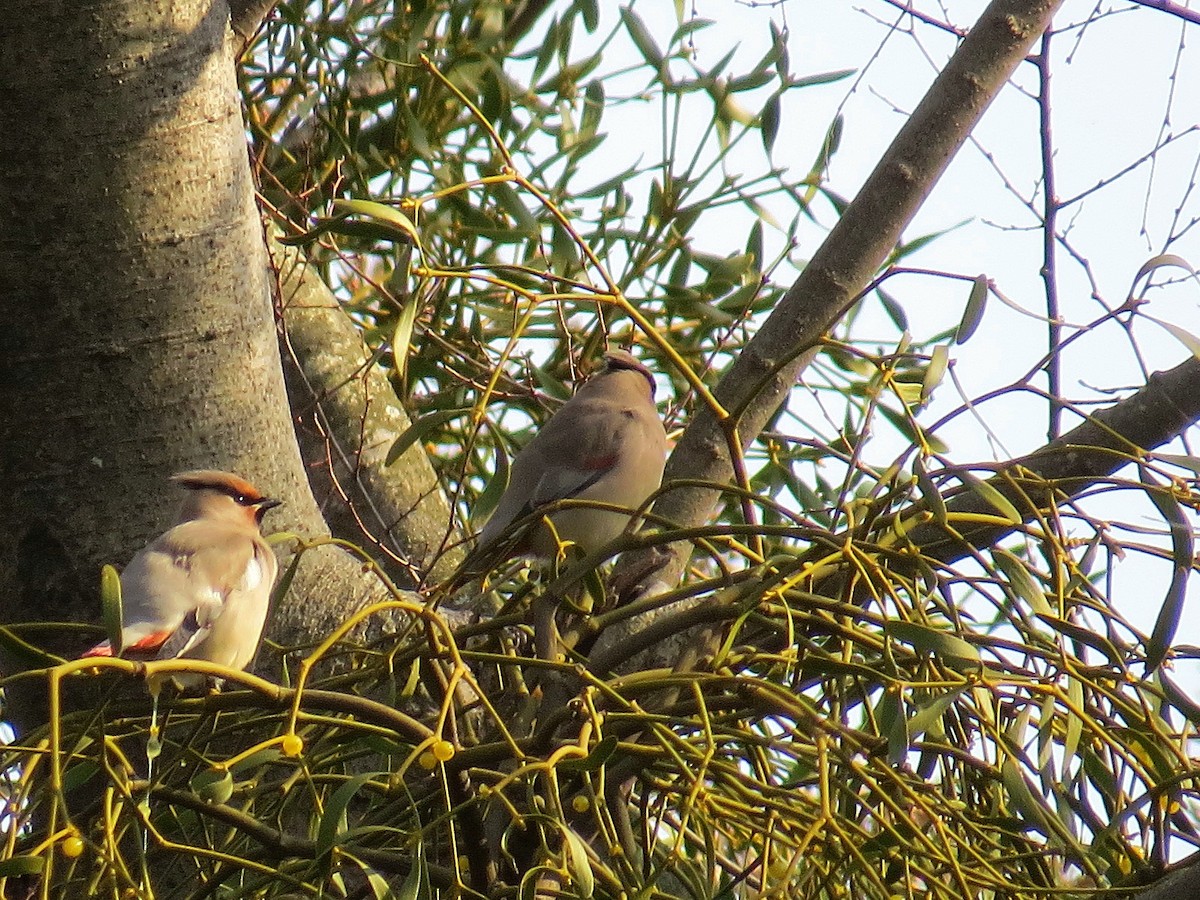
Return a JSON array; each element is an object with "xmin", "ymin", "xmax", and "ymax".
[{"xmin": 256, "ymin": 498, "xmax": 283, "ymax": 513}]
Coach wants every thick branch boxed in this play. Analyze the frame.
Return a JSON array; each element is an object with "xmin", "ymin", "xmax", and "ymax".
[
  {"xmin": 911, "ymin": 355, "xmax": 1200, "ymax": 561},
  {"xmin": 652, "ymin": 0, "xmax": 1065, "ymax": 577},
  {"xmin": 273, "ymin": 237, "xmax": 463, "ymax": 587}
]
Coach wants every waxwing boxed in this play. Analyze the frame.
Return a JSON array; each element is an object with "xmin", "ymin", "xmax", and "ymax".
[
  {"xmin": 472, "ymin": 349, "xmax": 668, "ymax": 566},
  {"xmin": 82, "ymin": 470, "xmax": 281, "ymax": 689}
]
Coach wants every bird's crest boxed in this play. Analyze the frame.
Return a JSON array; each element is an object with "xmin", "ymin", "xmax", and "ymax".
[{"xmin": 171, "ymin": 470, "xmax": 277, "ymax": 509}]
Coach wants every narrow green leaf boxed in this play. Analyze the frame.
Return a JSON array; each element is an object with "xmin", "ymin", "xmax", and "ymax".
[
  {"xmin": 1001, "ymin": 758, "xmax": 1051, "ymax": 836},
  {"xmin": 0, "ymin": 626, "xmax": 66, "ymax": 669},
  {"xmin": 746, "ymin": 220, "xmax": 763, "ymax": 271},
  {"xmin": 1063, "ymin": 675, "xmax": 1084, "ymax": 776},
  {"xmin": 316, "ymin": 774, "xmax": 375, "ymax": 859},
  {"xmin": 100, "ymin": 563, "xmax": 124, "ymax": 654},
  {"xmin": 791, "ymin": 68, "xmax": 856, "ymax": 88},
  {"xmin": 913, "ymin": 456, "xmax": 947, "ymax": 525},
  {"xmin": 1035, "ymin": 614, "xmax": 1123, "ymax": 668},
  {"xmin": 921, "ymin": 344, "xmax": 950, "ymax": 404},
  {"xmin": 332, "ymin": 199, "xmax": 422, "ymax": 246},
  {"xmin": 877, "ymin": 287, "xmax": 908, "ymax": 331},
  {"xmin": 396, "ymin": 841, "xmax": 430, "ymax": 900},
  {"xmin": 992, "ymin": 548, "xmax": 1052, "ymax": 617},
  {"xmin": 886, "ymin": 620, "xmax": 980, "ymax": 670},
  {"xmin": 581, "ymin": 79, "xmax": 605, "ymax": 139},
  {"xmin": 760, "ymin": 93, "xmax": 780, "ymax": 155},
  {"xmin": 560, "ymin": 825, "xmax": 595, "ymax": 897},
  {"xmin": 385, "ymin": 408, "xmax": 471, "ymax": 466},
  {"xmin": 770, "ymin": 20, "xmax": 790, "ymax": 81},
  {"xmin": 577, "ymin": 0, "xmax": 599, "ymax": 32},
  {"xmin": 1129, "ymin": 253, "xmax": 1195, "ymax": 299},
  {"xmin": 619, "ymin": 7, "xmax": 663, "ymax": 68},
  {"xmin": 1155, "ymin": 318, "xmax": 1200, "ymax": 362},
  {"xmin": 558, "ymin": 735, "xmax": 619, "ymax": 772},
  {"xmin": 671, "ymin": 17, "xmax": 714, "ymax": 43},
  {"xmin": 391, "ymin": 299, "xmax": 418, "ymax": 386},
  {"xmin": 474, "ymin": 431, "xmax": 510, "ymax": 523},
  {"xmin": 956, "ymin": 274, "xmax": 989, "ymax": 344},
  {"xmin": 959, "ymin": 470, "xmax": 1023, "ymax": 524},
  {"xmin": 1150, "ymin": 452, "xmax": 1200, "ymax": 476},
  {"xmin": 1141, "ymin": 466, "xmax": 1192, "ymax": 670},
  {"xmin": 907, "ymin": 687, "xmax": 967, "ymax": 744},
  {"xmin": 0, "ymin": 856, "xmax": 44, "ymax": 877},
  {"xmin": 190, "ymin": 768, "xmax": 234, "ymax": 805},
  {"xmin": 875, "ymin": 687, "xmax": 909, "ymax": 766}
]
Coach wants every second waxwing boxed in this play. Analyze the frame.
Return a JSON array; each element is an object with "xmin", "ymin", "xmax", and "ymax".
[
  {"xmin": 82, "ymin": 470, "xmax": 281, "ymax": 690},
  {"xmin": 472, "ymin": 349, "xmax": 668, "ymax": 567}
]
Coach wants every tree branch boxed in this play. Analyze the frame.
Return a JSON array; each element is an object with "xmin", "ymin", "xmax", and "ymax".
[
  {"xmin": 909, "ymin": 355, "xmax": 1200, "ymax": 562},
  {"xmin": 272, "ymin": 236, "xmax": 463, "ymax": 588},
  {"xmin": 649, "ymin": 0, "xmax": 1066, "ymax": 581}
]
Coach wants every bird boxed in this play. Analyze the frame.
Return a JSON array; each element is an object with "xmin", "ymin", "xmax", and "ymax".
[
  {"xmin": 471, "ymin": 349, "xmax": 668, "ymax": 569},
  {"xmin": 82, "ymin": 470, "xmax": 281, "ymax": 690}
]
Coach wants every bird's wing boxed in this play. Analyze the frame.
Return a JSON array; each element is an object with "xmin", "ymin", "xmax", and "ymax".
[
  {"xmin": 153, "ymin": 535, "xmax": 273, "ymax": 661},
  {"xmin": 105, "ymin": 523, "xmax": 258, "ymax": 657},
  {"xmin": 479, "ymin": 395, "xmax": 628, "ymax": 539}
]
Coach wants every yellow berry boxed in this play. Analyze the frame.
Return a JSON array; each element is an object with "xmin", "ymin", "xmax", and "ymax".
[
  {"xmin": 418, "ymin": 751, "xmax": 437, "ymax": 770},
  {"xmin": 432, "ymin": 739, "xmax": 455, "ymax": 762},
  {"xmin": 281, "ymin": 734, "xmax": 304, "ymax": 757},
  {"xmin": 60, "ymin": 835, "xmax": 84, "ymax": 859},
  {"xmin": 571, "ymin": 795, "xmax": 590, "ymax": 813}
]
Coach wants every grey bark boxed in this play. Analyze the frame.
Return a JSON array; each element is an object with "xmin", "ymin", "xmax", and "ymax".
[
  {"xmin": 273, "ymin": 236, "xmax": 464, "ymax": 588},
  {"xmin": 642, "ymin": 0, "xmax": 1067, "ymax": 585},
  {"xmin": 0, "ymin": 0, "xmax": 398, "ymax": 729},
  {"xmin": 597, "ymin": 0, "xmax": 1067, "ymax": 672}
]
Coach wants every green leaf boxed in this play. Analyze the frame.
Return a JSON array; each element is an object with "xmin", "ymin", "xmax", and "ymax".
[
  {"xmin": 746, "ymin": 220, "xmax": 763, "ymax": 270},
  {"xmin": 907, "ymin": 687, "xmax": 967, "ymax": 744},
  {"xmin": 1149, "ymin": 452, "xmax": 1200, "ymax": 475},
  {"xmin": 474, "ymin": 431, "xmax": 510, "ymax": 523},
  {"xmin": 875, "ymin": 687, "xmax": 909, "ymax": 766},
  {"xmin": 99, "ymin": 563, "xmax": 124, "ymax": 654},
  {"xmin": 317, "ymin": 774, "xmax": 376, "ymax": 859},
  {"xmin": 913, "ymin": 456, "xmax": 947, "ymax": 525},
  {"xmin": 332, "ymin": 199, "xmax": 422, "ymax": 246},
  {"xmin": 1001, "ymin": 758, "xmax": 1052, "ymax": 836},
  {"xmin": 1128, "ymin": 252, "xmax": 1195, "ymax": 300},
  {"xmin": 959, "ymin": 470, "xmax": 1023, "ymax": 524},
  {"xmin": 386, "ymin": 408, "xmax": 472, "ymax": 466},
  {"xmin": 760, "ymin": 93, "xmax": 780, "ymax": 155},
  {"xmin": 0, "ymin": 856, "xmax": 44, "ymax": 877},
  {"xmin": 581, "ymin": 79, "xmax": 605, "ymax": 139},
  {"xmin": 1141, "ymin": 466, "xmax": 1192, "ymax": 670},
  {"xmin": 886, "ymin": 620, "xmax": 980, "ymax": 670},
  {"xmin": 0, "ymin": 626, "xmax": 65, "ymax": 670},
  {"xmin": 921, "ymin": 344, "xmax": 949, "ymax": 404},
  {"xmin": 577, "ymin": 0, "xmax": 599, "ymax": 32},
  {"xmin": 391, "ymin": 299, "xmax": 419, "ymax": 386},
  {"xmin": 1035, "ymin": 614, "xmax": 1124, "ymax": 668},
  {"xmin": 397, "ymin": 840, "xmax": 431, "ymax": 900},
  {"xmin": 619, "ymin": 7, "xmax": 663, "ymax": 68},
  {"xmin": 560, "ymin": 825, "xmax": 595, "ymax": 897},
  {"xmin": 992, "ymin": 548, "xmax": 1052, "ymax": 617},
  {"xmin": 956, "ymin": 274, "xmax": 989, "ymax": 344},
  {"xmin": 877, "ymin": 287, "xmax": 908, "ymax": 331},
  {"xmin": 190, "ymin": 768, "xmax": 234, "ymax": 805},
  {"xmin": 1063, "ymin": 675, "xmax": 1084, "ymax": 776},
  {"xmin": 557, "ymin": 735, "xmax": 619, "ymax": 772},
  {"xmin": 1154, "ymin": 318, "xmax": 1200, "ymax": 361}
]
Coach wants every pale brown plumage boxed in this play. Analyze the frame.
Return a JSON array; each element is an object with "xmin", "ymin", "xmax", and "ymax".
[
  {"xmin": 83, "ymin": 470, "xmax": 281, "ymax": 689},
  {"xmin": 473, "ymin": 350, "xmax": 668, "ymax": 566}
]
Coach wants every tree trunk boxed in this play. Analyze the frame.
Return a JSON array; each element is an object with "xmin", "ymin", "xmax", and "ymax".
[{"xmin": 0, "ymin": 0, "xmax": 394, "ymax": 730}]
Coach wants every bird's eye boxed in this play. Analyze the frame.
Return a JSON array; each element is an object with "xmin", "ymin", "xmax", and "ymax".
[{"xmin": 235, "ymin": 494, "xmax": 250, "ymax": 505}]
